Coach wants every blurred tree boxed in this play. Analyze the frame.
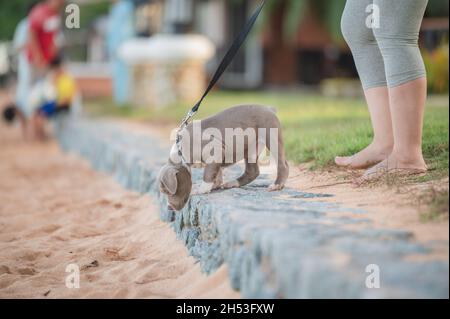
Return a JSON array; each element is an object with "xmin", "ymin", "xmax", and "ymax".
[
  {"xmin": 285, "ymin": 0, "xmax": 346, "ymax": 42},
  {"xmin": 426, "ymin": 0, "xmax": 450, "ymax": 18},
  {"xmin": 0, "ymin": 0, "xmax": 35, "ymax": 41},
  {"xmin": 0, "ymin": 0, "xmax": 110, "ymax": 41},
  {"xmin": 77, "ymin": 2, "xmax": 110, "ymax": 30},
  {"xmin": 232, "ymin": 0, "xmax": 346, "ymax": 42},
  {"xmin": 233, "ymin": 0, "xmax": 448, "ymax": 43}
]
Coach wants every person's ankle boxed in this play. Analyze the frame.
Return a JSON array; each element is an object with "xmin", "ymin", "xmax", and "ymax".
[
  {"xmin": 390, "ymin": 148, "xmax": 427, "ymax": 169},
  {"xmin": 371, "ymin": 139, "xmax": 393, "ymax": 154}
]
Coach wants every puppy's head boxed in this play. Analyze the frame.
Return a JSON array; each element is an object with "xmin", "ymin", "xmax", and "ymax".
[{"xmin": 158, "ymin": 163, "xmax": 192, "ymax": 211}]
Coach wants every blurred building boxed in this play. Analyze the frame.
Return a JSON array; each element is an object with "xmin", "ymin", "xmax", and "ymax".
[
  {"xmin": 64, "ymin": 0, "xmax": 449, "ymax": 98},
  {"xmin": 144, "ymin": 0, "xmax": 449, "ymax": 89},
  {"xmin": 191, "ymin": 0, "xmax": 449, "ymax": 89}
]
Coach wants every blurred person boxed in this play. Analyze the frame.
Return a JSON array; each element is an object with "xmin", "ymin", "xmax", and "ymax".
[
  {"xmin": 107, "ymin": 0, "xmax": 135, "ymax": 105},
  {"xmin": 0, "ymin": 44, "xmax": 9, "ymax": 82},
  {"xmin": 28, "ymin": 56, "xmax": 77, "ymax": 140},
  {"xmin": 336, "ymin": 0, "xmax": 429, "ymax": 182},
  {"xmin": 11, "ymin": 1, "xmax": 39, "ymax": 139},
  {"xmin": 27, "ymin": 0, "xmax": 65, "ymax": 81}
]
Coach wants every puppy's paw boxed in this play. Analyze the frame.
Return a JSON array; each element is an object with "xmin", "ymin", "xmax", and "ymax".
[
  {"xmin": 268, "ymin": 184, "xmax": 284, "ymax": 192},
  {"xmin": 192, "ymin": 182, "xmax": 214, "ymax": 195},
  {"xmin": 191, "ymin": 189, "xmax": 211, "ymax": 196},
  {"xmin": 222, "ymin": 180, "xmax": 240, "ymax": 190}
]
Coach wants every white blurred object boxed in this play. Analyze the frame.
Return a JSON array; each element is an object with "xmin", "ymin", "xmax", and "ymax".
[
  {"xmin": 118, "ymin": 34, "xmax": 215, "ymax": 64},
  {"xmin": 196, "ymin": 0, "xmax": 226, "ymax": 47},
  {"xmin": 118, "ymin": 34, "xmax": 215, "ymax": 109},
  {"xmin": 0, "ymin": 42, "xmax": 10, "ymax": 76}
]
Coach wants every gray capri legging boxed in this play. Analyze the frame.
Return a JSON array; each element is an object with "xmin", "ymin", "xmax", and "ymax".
[{"xmin": 341, "ymin": 0, "xmax": 428, "ymax": 90}]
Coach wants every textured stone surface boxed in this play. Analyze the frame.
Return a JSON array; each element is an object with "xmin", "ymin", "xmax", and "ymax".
[{"xmin": 55, "ymin": 118, "xmax": 449, "ymax": 299}]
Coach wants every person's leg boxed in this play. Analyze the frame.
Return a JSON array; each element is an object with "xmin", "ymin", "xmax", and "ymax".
[
  {"xmin": 15, "ymin": 108, "xmax": 29, "ymax": 140},
  {"xmin": 30, "ymin": 113, "xmax": 47, "ymax": 141},
  {"xmin": 361, "ymin": 0, "xmax": 428, "ymax": 179},
  {"xmin": 335, "ymin": 87, "xmax": 393, "ymax": 168},
  {"xmin": 16, "ymin": 54, "xmax": 31, "ymax": 140},
  {"xmin": 336, "ymin": 0, "xmax": 393, "ymax": 168}
]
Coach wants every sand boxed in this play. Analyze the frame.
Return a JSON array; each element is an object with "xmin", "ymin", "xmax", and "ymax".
[{"xmin": 0, "ymin": 122, "xmax": 240, "ymax": 299}]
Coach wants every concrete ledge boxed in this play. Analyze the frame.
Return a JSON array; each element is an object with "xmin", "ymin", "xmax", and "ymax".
[{"xmin": 56, "ymin": 118, "xmax": 449, "ymax": 298}]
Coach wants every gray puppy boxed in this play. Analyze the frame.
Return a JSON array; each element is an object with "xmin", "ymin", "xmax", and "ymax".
[{"xmin": 159, "ymin": 104, "xmax": 289, "ymax": 211}]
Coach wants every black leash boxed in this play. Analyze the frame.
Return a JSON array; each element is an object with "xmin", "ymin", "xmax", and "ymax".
[{"xmin": 177, "ymin": 0, "xmax": 266, "ymax": 132}]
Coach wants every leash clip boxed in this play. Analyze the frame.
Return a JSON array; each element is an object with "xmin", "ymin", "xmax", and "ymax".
[
  {"xmin": 180, "ymin": 109, "xmax": 196, "ymax": 128},
  {"xmin": 176, "ymin": 109, "xmax": 196, "ymax": 165}
]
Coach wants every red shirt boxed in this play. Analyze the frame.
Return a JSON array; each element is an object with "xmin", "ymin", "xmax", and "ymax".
[{"xmin": 27, "ymin": 3, "xmax": 61, "ymax": 65}]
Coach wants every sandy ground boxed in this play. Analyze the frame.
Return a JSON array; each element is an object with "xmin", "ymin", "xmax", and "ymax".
[{"xmin": 0, "ymin": 122, "xmax": 240, "ymax": 299}]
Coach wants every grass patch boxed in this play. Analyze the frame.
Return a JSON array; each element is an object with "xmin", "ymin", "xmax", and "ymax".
[{"xmin": 86, "ymin": 91, "xmax": 449, "ymax": 179}]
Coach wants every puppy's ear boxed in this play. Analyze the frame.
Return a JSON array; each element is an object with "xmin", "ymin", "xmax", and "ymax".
[{"xmin": 159, "ymin": 165, "xmax": 178, "ymax": 195}]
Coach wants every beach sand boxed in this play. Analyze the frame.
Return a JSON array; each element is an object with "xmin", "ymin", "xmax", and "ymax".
[{"xmin": 0, "ymin": 122, "xmax": 239, "ymax": 299}]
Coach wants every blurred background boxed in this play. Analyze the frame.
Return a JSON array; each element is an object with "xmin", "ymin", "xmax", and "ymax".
[
  {"xmin": 0, "ymin": 0, "xmax": 448, "ymax": 187},
  {"xmin": 1, "ymin": 0, "xmax": 448, "ymax": 101}
]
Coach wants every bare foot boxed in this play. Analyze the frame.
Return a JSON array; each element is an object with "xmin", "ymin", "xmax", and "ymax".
[
  {"xmin": 268, "ymin": 184, "xmax": 284, "ymax": 192},
  {"xmin": 212, "ymin": 170, "xmax": 223, "ymax": 191},
  {"xmin": 222, "ymin": 180, "xmax": 239, "ymax": 190},
  {"xmin": 191, "ymin": 182, "xmax": 214, "ymax": 195},
  {"xmin": 353, "ymin": 153, "xmax": 427, "ymax": 186},
  {"xmin": 335, "ymin": 142, "xmax": 392, "ymax": 169}
]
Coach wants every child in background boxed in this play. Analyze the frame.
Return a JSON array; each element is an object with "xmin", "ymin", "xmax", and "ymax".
[
  {"xmin": 28, "ymin": 56, "xmax": 77, "ymax": 140},
  {"xmin": 12, "ymin": 2, "xmax": 38, "ymax": 139},
  {"xmin": 1, "ymin": 2, "xmax": 38, "ymax": 137}
]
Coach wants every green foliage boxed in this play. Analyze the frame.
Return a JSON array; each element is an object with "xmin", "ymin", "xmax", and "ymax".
[
  {"xmin": 0, "ymin": 0, "xmax": 35, "ymax": 40},
  {"xmin": 283, "ymin": 0, "xmax": 307, "ymax": 39},
  {"xmin": 256, "ymin": 0, "xmax": 346, "ymax": 43},
  {"xmin": 318, "ymin": 0, "xmax": 346, "ymax": 42},
  {"xmin": 238, "ymin": 0, "xmax": 447, "ymax": 43},
  {"xmin": 76, "ymin": 2, "xmax": 110, "ymax": 30},
  {"xmin": 426, "ymin": 0, "xmax": 450, "ymax": 17},
  {"xmin": 0, "ymin": 0, "xmax": 110, "ymax": 41},
  {"xmin": 423, "ymin": 42, "xmax": 449, "ymax": 94}
]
